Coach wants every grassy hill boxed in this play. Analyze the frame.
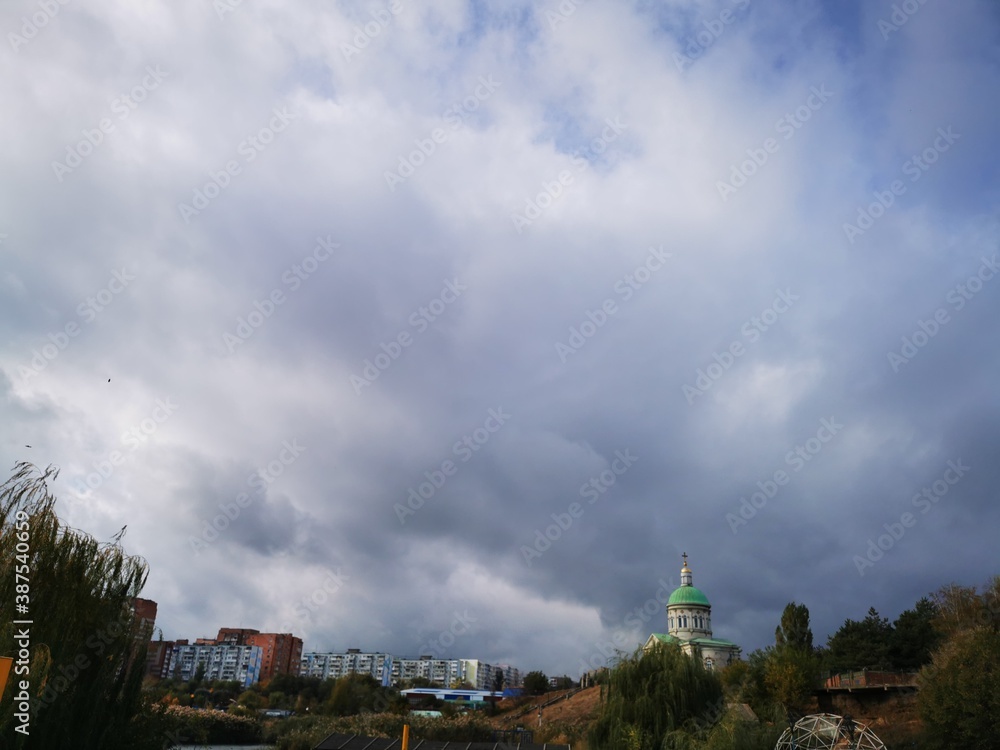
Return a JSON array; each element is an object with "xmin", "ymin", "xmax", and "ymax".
[{"xmin": 490, "ymin": 687, "xmax": 603, "ymax": 746}]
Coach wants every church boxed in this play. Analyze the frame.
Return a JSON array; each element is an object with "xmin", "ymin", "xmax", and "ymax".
[{"xmin": 643, "ymin": 554, "xmax": 741, "ymax": 671}]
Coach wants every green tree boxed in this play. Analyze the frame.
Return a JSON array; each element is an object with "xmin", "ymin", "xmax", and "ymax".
[
  {"xmin": 492, "ymin": 668, "xmax": 504, "ymax": 692},
  {"xmin": 735, "ymin": 648, "xmax": 773, "ymax": 717},
  {"xmin": 588, "ymin": 644, "xmax": 724, "ymax": 750},
  {"xmin": 918, "ymin": 626, "xmax": 1000, "ymax": 750},
  {"xmin": 0, "ymin": 463, "xmax": 158, "ymax": 749},
  {"xmin": 268, "ymin": 690, "xmax": 288, "ymax": 709},
  {"xmin": 774, "ymin": 602, "xmax": 813, "ymax": 651},
  {"xmin": 889, "ymin": 597, "xmax": 941, "ymax": 670},
  {"xmin": 325, "ymin": 673, "xmax": 381, "ymax": 716},
  {"xmin": 825, "ymin": 607, "xmax": 893, "ymax": 671},
  {"xmin": 237, "ymin": 689, "xmax": 262, "ymax": 710},
  {"xmin": 523, "ymin": 670, "xmax": 549, "ymax": 695},
  {"xmin": 552, "ymin": 675, "xmax": 575, "ymax": 690},
  {"xmin": 763, "ymin": 646, "xmax": 817, "ymax": 713},
  {"xmin": 767, "ymin": 603, "xmax": 819, "ymax": 711}
]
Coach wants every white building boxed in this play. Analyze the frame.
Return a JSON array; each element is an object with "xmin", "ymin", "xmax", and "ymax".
[
  {"xmin": 643, "ymin": 554, "xmax": 741, "ymax": 671},
  {"xmin": 300, "ymin": 649, "xmax": 391, "ymax": 681},
  {"xmin": 299, "ymin": 651, "xmax": 521, "ymax": 690},
  {"xmin": 163, "ymin": 643, "xmax": 263, "ymax": 687}
]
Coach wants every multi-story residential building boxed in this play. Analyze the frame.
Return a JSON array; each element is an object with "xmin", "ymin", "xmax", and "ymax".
[
  {"xmin": 299, "ymin": 651, "xmax": 520, "ymax": 690},
  {"xmin": 301, "ymin": 649, "xmax": 393, "ymax": 681},
  {"xmin": 457, "ymin": 659, "xmax": 492, "ymax": 690},
  {"xmin": 146, "ymin": 639, "xmax": 183, "ymax": 678},
  {"xmin": 163, "ymin": 642, "xmax": 263, "ymax": 687},
  {"xmin": 216, "ymin": 628, "xmax": 261, "ymax": 646},
  {"xmin": 132, "ymin": 598, "xmax": 158, "ymax": 642},
  {"xmin": 246, "ymin": 632, "xmax": 303, "ymax": 683}
]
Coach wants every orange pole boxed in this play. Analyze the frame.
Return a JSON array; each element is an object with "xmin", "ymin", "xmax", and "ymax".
[{"xmin": 402, "ymin": 723, "xmax": 409, "ymax": 750}]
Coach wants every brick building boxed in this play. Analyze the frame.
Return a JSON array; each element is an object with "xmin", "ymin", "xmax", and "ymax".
[{"xmin": 246, "ymin": 632, "xmax": 303, "ymax": 683}]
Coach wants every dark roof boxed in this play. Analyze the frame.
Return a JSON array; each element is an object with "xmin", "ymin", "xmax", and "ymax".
[{"xmin": 314, "ymin": 734, "xmax": 571, "ymax": 750}]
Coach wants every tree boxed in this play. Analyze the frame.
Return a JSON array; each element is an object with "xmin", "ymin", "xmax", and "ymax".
[
  {"xmin": 889, "ymin": 597, "xmax": 941, "ymax": 670},
  {"xmin": 552, "ymin": 675, "xmax": 575, "ymax": 690},
  {"xmin": 918, "ymin": 626, "xmax": 1000, "ymax": 750},
  {"xmin": 492, "ymin": 668, "xmax": 505, "ymax": 692},
  {"xmin": 931, "ymin": 577, "xmax": 1000, "ymax": 637},
  {"xmin": 326, "ymin": 673, "xmax": 381, "ymax": 716},
  {"xmin": 267, "ymin": 690, "xmax": 288, "ymax": 709},
  {"xmin": 764, "ymin": 646, "xmax": 818, "ymax": 712},
  {"xmin": 0, "ymin": 463, "xmax": 157, "ymax": 749},
  {"xmin": 825, "ymin": 607, "xmax": 893, "ymax": 671},
  {"xmin": 237, "ymin": 690, "xmax": 262, "ymax": 710},
  {"xmin": 523, "ymin": 670, "xmax": 549, "ymax": 695},
  {"xmin": 774, "ymin": 602, "xmax": 813, "ymax": 651},
  {"xmin": 755, "ymin": 603, "xmax": 819, "ymax": 713},
  {"xmin": 587, "ymin": 644, "xmax": 724, "ymax": 750}
]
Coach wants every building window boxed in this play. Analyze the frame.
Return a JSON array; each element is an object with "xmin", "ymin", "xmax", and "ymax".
[{"xmin": 705, "ymin": 658, "xmax": 714, "ymax": 671}]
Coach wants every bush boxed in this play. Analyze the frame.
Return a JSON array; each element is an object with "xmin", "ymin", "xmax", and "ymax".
[
  {"xmin": 163, "ymin": 705, "xmax": 263, "ymax": 744},
  {"xmin": 918, "ymin": 626, "xmax": 1000, "ymax": 750},
  {"xmin": 267, "ymin": 711, "xmax": 496, "ymax": 750}
]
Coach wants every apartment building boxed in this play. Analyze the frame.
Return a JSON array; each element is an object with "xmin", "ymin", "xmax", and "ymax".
[
  {"xmin": 162, "ymin": 642, "xmax": 263, "ymax": 687},
  {"xmin": 245, "ymin": 632, "xmax": 303, "ymax": 683},
  {"xmin": 299, "ymin": 651, "xmax": 520, "ymax": 690}
]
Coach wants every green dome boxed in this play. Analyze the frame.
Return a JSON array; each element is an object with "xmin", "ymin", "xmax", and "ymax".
[{"xmin": 668, "ymin": 586, "xmax": 710, "ymax": 607}]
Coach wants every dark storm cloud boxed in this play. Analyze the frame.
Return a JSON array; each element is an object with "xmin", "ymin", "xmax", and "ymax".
[{"xmin": 1, "ymin": 0, "xmax": 998, "ymax": 676}]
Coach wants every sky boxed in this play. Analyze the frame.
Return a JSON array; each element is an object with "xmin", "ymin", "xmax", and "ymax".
[{"xmin": 2, "ymin": 0, "xmax": 999, "ymax": 680}]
